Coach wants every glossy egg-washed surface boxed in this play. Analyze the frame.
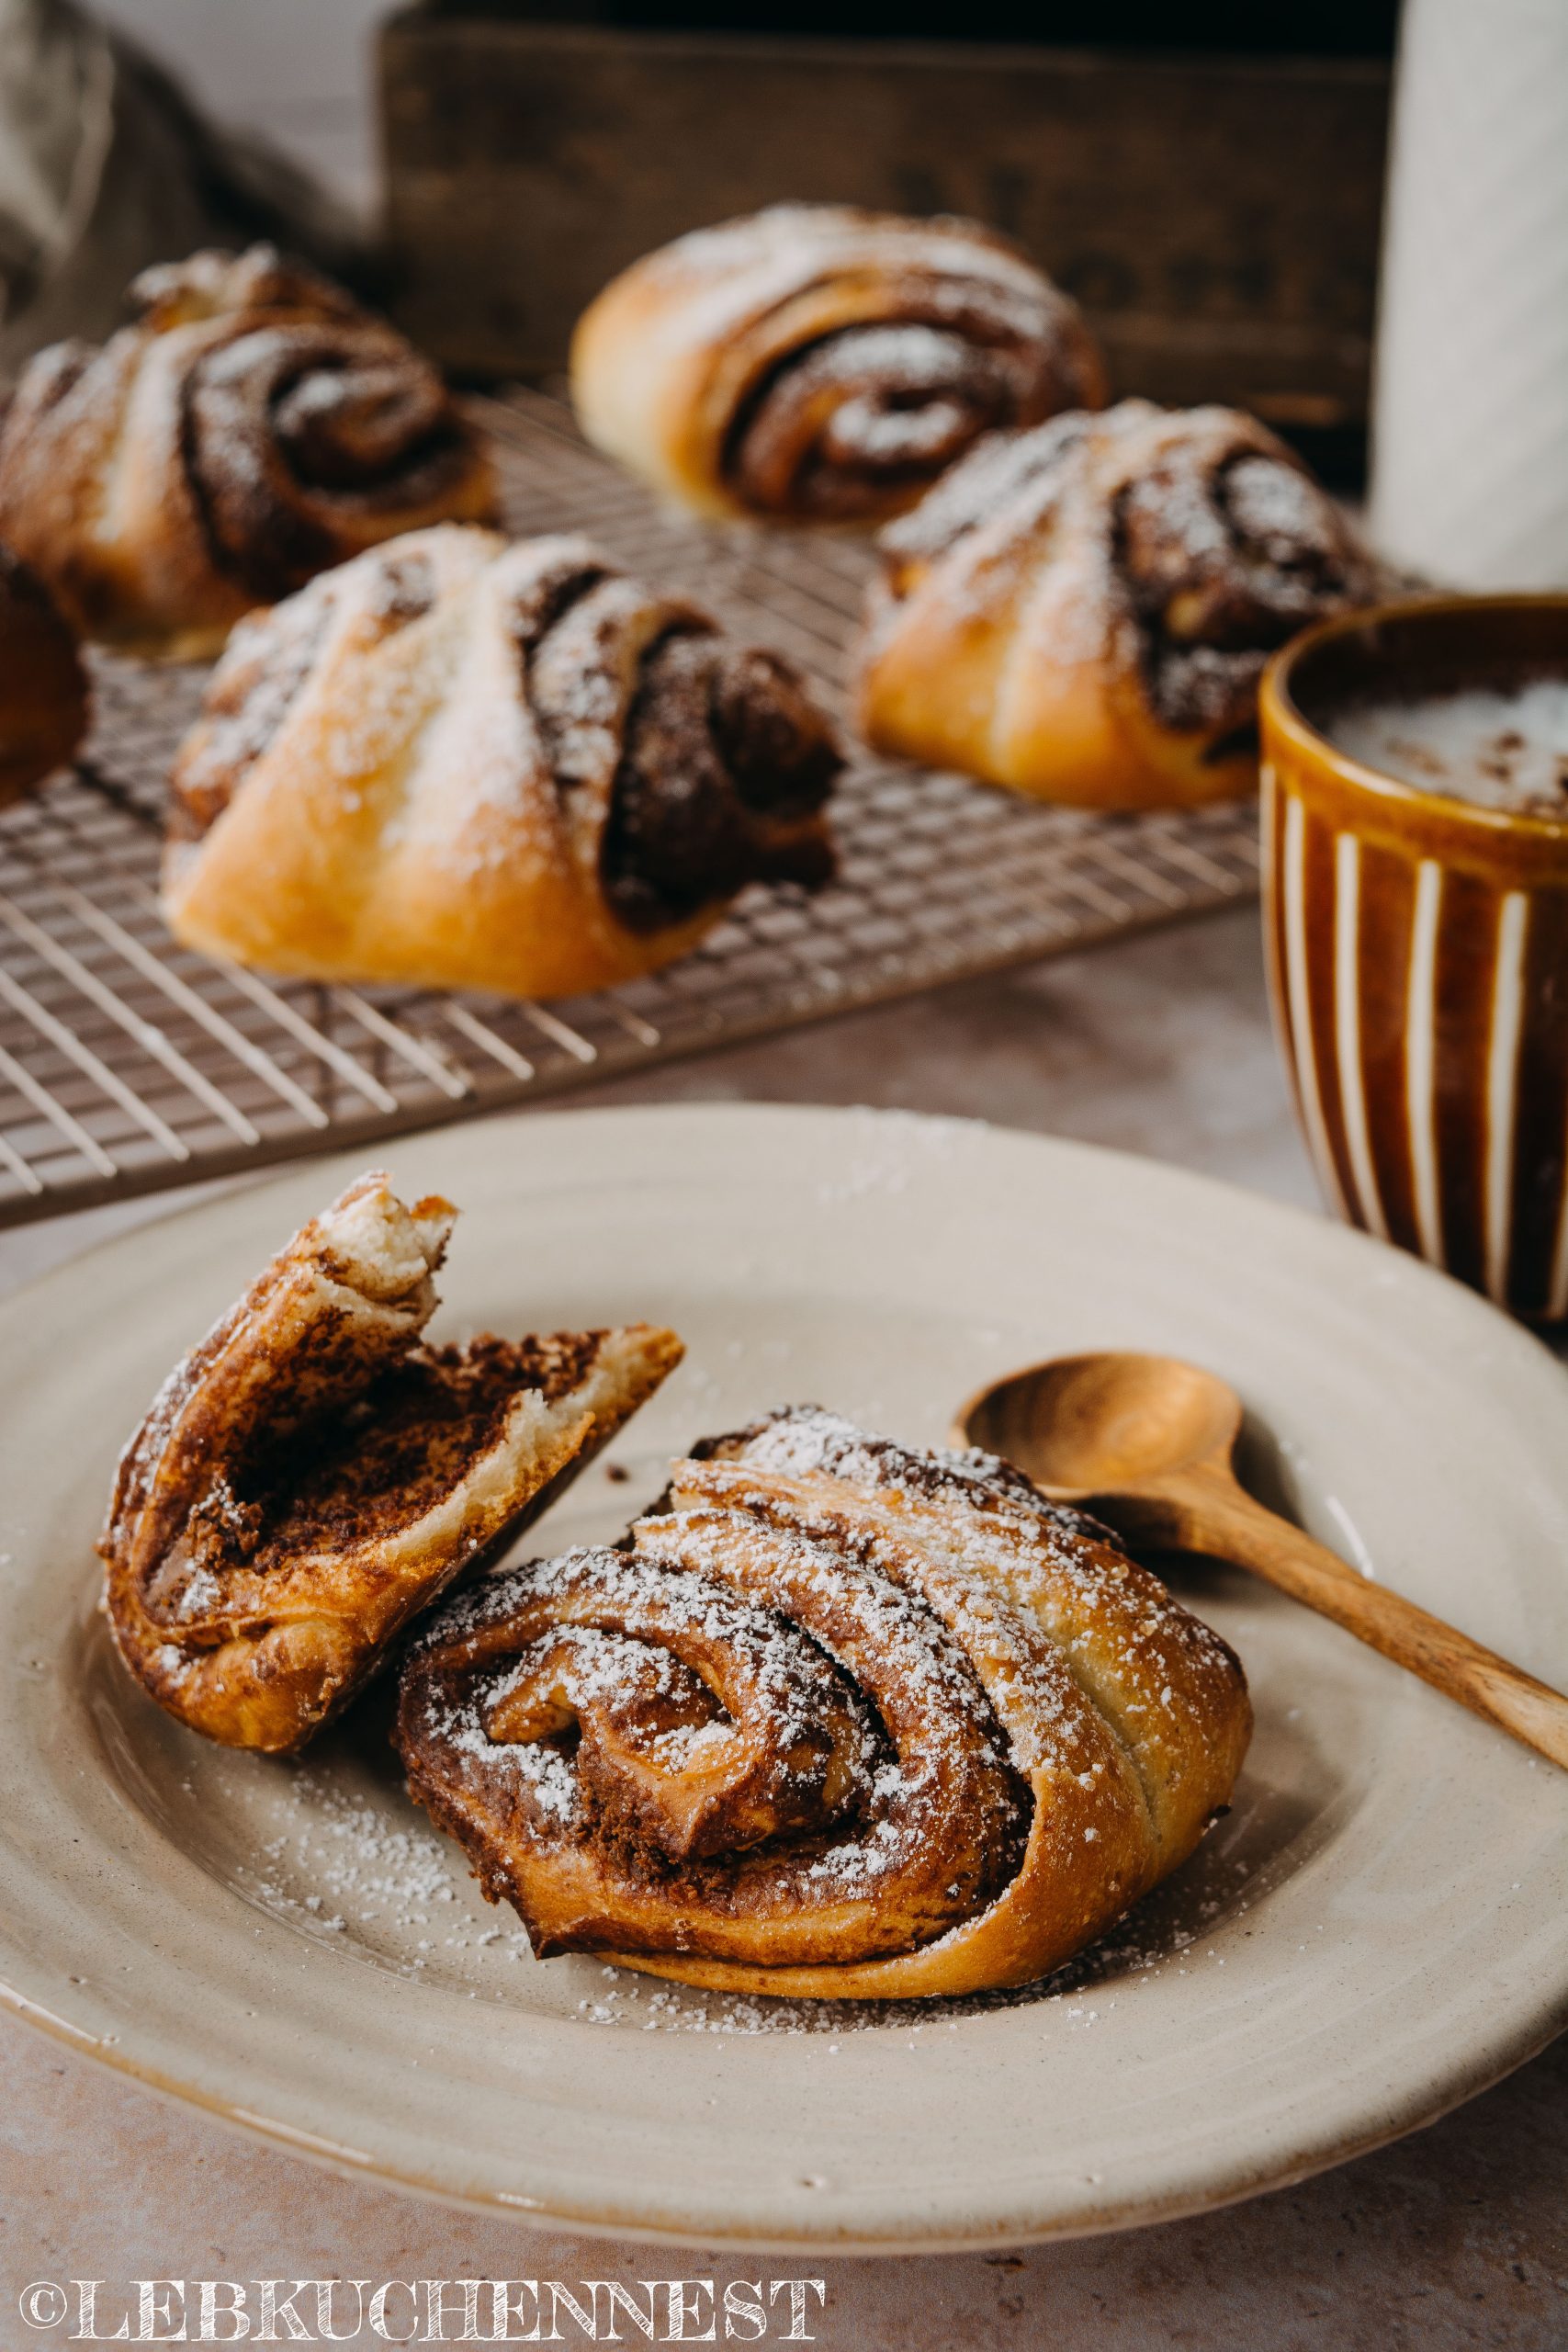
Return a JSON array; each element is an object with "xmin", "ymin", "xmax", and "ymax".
[{"xmin": 1260, "ymin": 596, "xmax": 1568, "ymax": 1320}]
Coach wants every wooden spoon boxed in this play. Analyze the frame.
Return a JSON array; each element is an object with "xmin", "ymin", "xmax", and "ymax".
[{"xmin": 955, "ymin": 1349, "xmax": 1568, "ymax": 1772}]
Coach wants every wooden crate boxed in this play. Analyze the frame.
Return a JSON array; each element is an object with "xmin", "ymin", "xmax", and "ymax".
[{"xmin": 380, "ymin": 11, "xmax": 1390, "ymax": 428}]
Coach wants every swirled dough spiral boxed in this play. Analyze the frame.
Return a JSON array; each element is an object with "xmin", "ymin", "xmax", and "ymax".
[
  {"xmin": 571, "ymin": 206, "xmax": 1106, "ymax": 526},
  {"xmin": 858, "ymin": 400, "xmax": 1375, "ymax": 809},
  {"xmin": 398, "ymin": 1407, "xmax": 1250, "ymax": 1999},
  {"xmin": 0, "ymin": 246, "xmax": 496, "ymax": 657}
]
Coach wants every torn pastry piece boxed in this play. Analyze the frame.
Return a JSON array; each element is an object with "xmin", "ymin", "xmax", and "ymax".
[
  {"xmin": 857, "ymin": 399, "xmax": 1375, "ymax": 809},
  {"xmin": 162, "ymin": 526, "xmax": 840, "ymax": 1000},
  {"xmin": 398, "ymin": 1406, "xmax": 1250, "ymax": 2000},
  {"xmin": 0, "ymin": 244, "xmax": 496, "ymax": 659},
  {"xmin": 571, "ymin": 204, "xmax": 1106, "ymax": 526},
  {"xmin": 100, "ymin": 1171, "xmax": 682, "ymax": 1754}
]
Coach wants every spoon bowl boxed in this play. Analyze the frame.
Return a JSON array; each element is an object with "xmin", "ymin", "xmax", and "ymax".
[
  {"xmin": 954, "ymin": 1347, "xmax": 1568, "ymax": 1773},
  {"xmin": 958, "ymin": 1350, "xmax": 1241, "ymax": 1494}
]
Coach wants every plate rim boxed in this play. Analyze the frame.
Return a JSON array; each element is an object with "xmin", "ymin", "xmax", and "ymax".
[{"xmin": 6, "ymin": 1967, "xmax": 1564, "ymax": 2256}]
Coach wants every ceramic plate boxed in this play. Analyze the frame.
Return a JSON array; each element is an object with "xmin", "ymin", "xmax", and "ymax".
[{"xmin": 2, "ymin": 1103, "xmax": 1566, "ymax": 2250}]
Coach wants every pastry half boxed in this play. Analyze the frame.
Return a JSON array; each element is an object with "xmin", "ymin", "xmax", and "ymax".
[
  {"xmin": 100, "ymin": 1171, "xmax": 682, "ymax": 1754},
  {"xmin": 398, "ymin": 1406, "xmax": 1250, "ymax": 1999},
  {"xmin": 571, "ymin": 203, "xmax": 1106, "ymax": 526}
]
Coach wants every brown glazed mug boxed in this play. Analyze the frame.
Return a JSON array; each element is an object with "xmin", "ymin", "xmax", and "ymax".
[{"xmin": 1258, "ymin": 595, "xmax": 1568, "ymax": 1321}]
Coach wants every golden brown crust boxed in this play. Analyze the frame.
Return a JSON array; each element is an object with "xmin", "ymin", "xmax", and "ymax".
[
  {"xmin": 397, "ymin": 1406, "xmax": 1250, "ymax": 1999},
  {"xmin": 160, "ymin": 525, "xmax": 840, "ymax": 1000},
  {"xmin": 0, "ymin": 548, "xmax": 89, "ymax": 807},
  {"xmin": 98, "ymin": 1169, "xmax": 682, "ymax": 1753},
  {"xmin": 857, "ymin": 400, "xmax": 1375, "ymax": 810},
  {"xmin": 571, "ymin": 205, "xmax": 1105, "ymax": 526},
  {"xmin": 0, "ymin": 245, "xmax": 496, "ymax": 658}
]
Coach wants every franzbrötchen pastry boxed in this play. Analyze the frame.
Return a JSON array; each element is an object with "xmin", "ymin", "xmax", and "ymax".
[
  {"xmin": 100, "ymin": 1170, "xmax": 683, "ymax": 1754},
  {"xmin": 0, "ymin": 546, "xmax": 89, "ymax": 807},
  {"xmin": 162, "ymin": 525, "xmax": 840, "ymax": 1000},
  {"xmin": 571, "ymin": 205, "xmax": 1106, "ymax": 526},
  {"xmin": 398, "ymin": 1406, "xmax": 1250, "ymax": 1998},
  {"xmin": 857, "ymin": 400, "xmax": 1375, "ymax": 810},
  {"xmin": 0, "ymin": 245, "xmax": 496, "ymax": 658}
]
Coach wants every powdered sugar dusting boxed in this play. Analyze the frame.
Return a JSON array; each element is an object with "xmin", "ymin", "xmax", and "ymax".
[
  {"xmin": 625, "ymin": 204, "xmax": 1062, "ymax": 364},
  {"xmin": 867, "ymin": 400, "xmax": 1371, "ymax": 740}
]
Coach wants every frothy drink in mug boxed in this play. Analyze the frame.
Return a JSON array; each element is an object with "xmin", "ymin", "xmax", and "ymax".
[
  {"xmin": 1330, "ymin": 680, "xmax": 1568, "ymax": 819},
  {"xmin": 1259, "ymin": 600, "xmax": 1568, "ymax": 1320}
]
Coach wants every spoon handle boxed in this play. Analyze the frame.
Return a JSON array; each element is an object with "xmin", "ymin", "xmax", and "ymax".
[{"xmin": 1159, "ymin": 1464, "xmax": 1568, "ymax": 1773}]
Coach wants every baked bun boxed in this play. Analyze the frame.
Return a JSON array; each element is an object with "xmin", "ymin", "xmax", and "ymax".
[
  {"xmin": 571, "ymin": 204, "xmax": 1105, "ymax": 526},
  {"xmin": 398, "ymin": 1406, "xmax": 1250, "ymax": 1999},
  {"xmin": 858, "ymin": 400, "xmax": 1374, "ymax": 810},
  {"xmin": 0, "ymin": 546, "xmax": 88, "ymax": 807},
  {"xmin": 100, "ymin": 1170, "xmax": 682, "ymax": 1755},
  {"xmin": 0, "ymin": 245, "xmax": 496, "ymax": 658},
  {"xmin": 162, "ymin": 525, "xmax": 840, "ymax": 999}
]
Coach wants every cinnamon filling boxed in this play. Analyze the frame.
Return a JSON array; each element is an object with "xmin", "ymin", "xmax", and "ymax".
[
  {"xmin": 148, "ymin": 1331, "xmax": 604, "ymax": 1622},
  {"xmin": 402, "ymin": 1530, "xmax": 1031, "ymax": 1965},
  {"xmin": 173, "ymin": 536, "xmax": 839, "ymax": 927},
  {"xmin": 480, "ymin": 1580, "xmax": 874, "ymax": 1865},
  {"xmin": 273, "ymin": 359, "xmax": 451, "ymax": 489},
  {"xmin": 507, "ymin": 556, "xmax": 611, "ymax": 665},
  {"xmin": 601, "ymin": 630, "xmax": 840, "ymax": 930},
  {"xmin": 725, "ymin": 322, "xmax": 1038, "ymax": 518},
  {"xmin": 183, "ymin": 323, "xmax": 479, "ymax": 600},
  {"xmin": 1118, "ymin": 452, "xmax": 1367, "ymax": 738}
]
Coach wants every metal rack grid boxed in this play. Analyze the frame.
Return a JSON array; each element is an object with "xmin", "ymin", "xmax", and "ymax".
[{"xmin": 0, "ymin": 388, "xmax": 1258, "ymax": 1226}]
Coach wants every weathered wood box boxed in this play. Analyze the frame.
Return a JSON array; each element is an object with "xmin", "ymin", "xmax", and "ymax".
[{"xmin": 381, "ymin": 7, "xmax": 1389, "ymax": 431}]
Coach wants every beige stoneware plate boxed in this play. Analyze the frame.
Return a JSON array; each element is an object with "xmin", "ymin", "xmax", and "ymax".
[{"xmin": 2, "ymin": 1102, "xmax": 1567, "ymax": 2250}]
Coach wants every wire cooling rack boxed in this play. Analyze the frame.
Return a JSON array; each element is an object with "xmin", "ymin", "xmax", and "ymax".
[{"xmin": 0, "ymin": 387, "xmax": 1258, "ymax": 1226}]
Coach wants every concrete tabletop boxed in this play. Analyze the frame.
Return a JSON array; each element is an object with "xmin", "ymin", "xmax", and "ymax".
[{"xmin": 3, "ymin": 908, "xmax": 1564, "ymax": 2348}]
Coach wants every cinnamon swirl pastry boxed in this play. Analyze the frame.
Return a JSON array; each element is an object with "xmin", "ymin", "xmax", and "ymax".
[
  {"xmin": 163, "ymin": 525, "xmax": 840, "ymax": 998},
  {"xmin": 858, "ymin": 400, "xmax": 1375, "ymax": 809},
  {"xmin": 571, "ymin": 206, "xmax": 1105, "ymax": 526},
  {"xmin": 0, "ymin": 245, "xmax": 496, "ymax": 658},
  {"xmin": 100, "ymin": 1170, "xmax": 682, "ymax": 1754},
  {"xmin": 0, "ymin": 548, "xmax": 88, "ymax": 807},
  {"xmin": 398, "ymin": 1407, "xmax": 1250, "ymax": 1998}
]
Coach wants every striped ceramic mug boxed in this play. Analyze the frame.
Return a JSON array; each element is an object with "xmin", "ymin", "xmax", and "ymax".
[{"xmin": 1259, "ymin": 596, "xmax": 1568, "ymax": 1321}]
